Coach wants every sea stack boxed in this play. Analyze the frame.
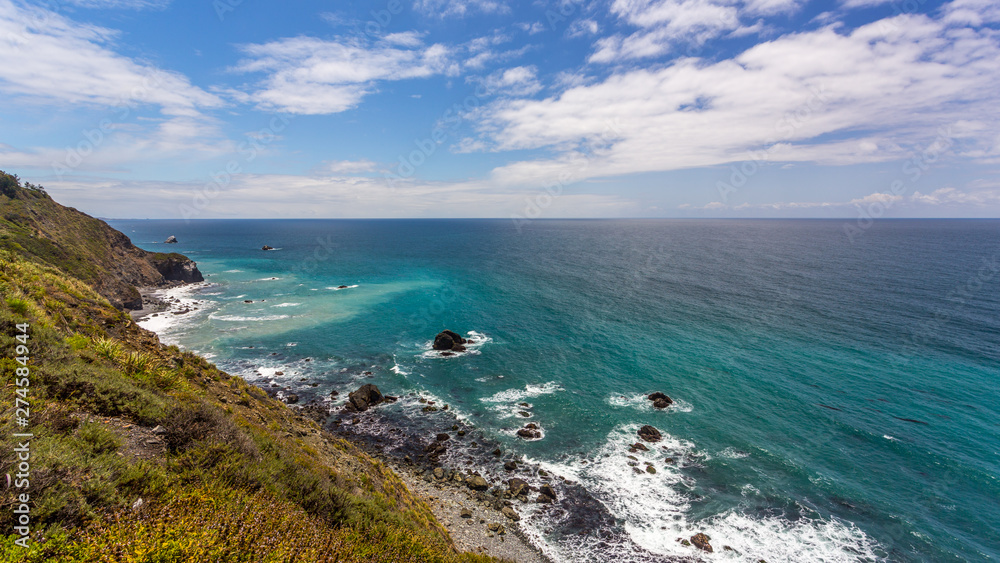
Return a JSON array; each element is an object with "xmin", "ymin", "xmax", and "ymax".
[{"xmin": 164, "ymin": 235, "xmax": 178, "ymax": 243}]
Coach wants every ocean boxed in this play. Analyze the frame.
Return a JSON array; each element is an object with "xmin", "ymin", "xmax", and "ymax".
[{"xmin": 107, "ymin": 218, "xmax": 1000, "ymax": 562}]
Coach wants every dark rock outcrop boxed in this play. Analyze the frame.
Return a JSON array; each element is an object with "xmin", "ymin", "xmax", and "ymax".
[
  {"xmin": 164, "ymin": 235, "xmax": 178, "ymax": 243},
  {"xmin": 150, "ymin": 253, "xmax": 204, "ymax": 284},
  {"xmin": 638, "ymin": 425, "xmax": 662, "ymax": 442},
  {"xmin": 262, "ymin": 245, "xmax": 274, "ymax": 250},
  {"xmin": 345, "ymin": 383, "xmax": 385, "ymax": 412},
  {"xmin": 433, "ymin": 330, "xmax": 467, "ymax": 351}
]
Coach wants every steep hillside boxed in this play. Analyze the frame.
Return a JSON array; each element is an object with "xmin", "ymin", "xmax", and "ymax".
[
  {"xmin": 0, "ymin": 176, "xmax": 502, "ymax": 562},
  {"xmin": 0, "ymin": 171, "xmax": 201, "ymax": 310}
]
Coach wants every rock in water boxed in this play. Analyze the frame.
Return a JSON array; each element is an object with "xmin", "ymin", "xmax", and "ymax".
[
  {"xmin": 164, "ymin": 235, "xmax": 178, "ymax": 243},
  {"xmin": 638, "ymin": 425, "xmax": 662, "ymax": 442},
  {"xmin": 433, "ymin": 330, "xmax": 468, "ymax": 351},
  {"xmin": 346, "ymin": 383, "xmax": 385, "ymax": 412},
  {"xmin": 648, "ymin": 392, "xmax": 673, "ymax": 407},
  {"xmin": 690, "ymin": 533, "xmax": 713, "ymax": 552},
  {"xmin": 261, "ymin": 245, "xmax": 273, "ymax": 250},
  {"xmin": 507, "ymin": 478, "xmax": 529, "ymax": 496},
  {"xmin": 539, "ymin": 484, "xmax": 557, "ymax": 501}
]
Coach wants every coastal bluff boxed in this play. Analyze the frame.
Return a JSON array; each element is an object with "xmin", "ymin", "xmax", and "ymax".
[{"xmin": 0, "ymin": 171, "xmax": 202, "ymax": 309}]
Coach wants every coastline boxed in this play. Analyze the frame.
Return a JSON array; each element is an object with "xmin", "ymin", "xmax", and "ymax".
[{"xmin": 132, "ymin": 285, "xmax": 553, "ymax": 563}]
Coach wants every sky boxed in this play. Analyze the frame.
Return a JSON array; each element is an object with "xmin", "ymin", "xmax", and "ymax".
[{"xmin": 1, "ymin": 0, "xmax": 999, "ymax": 219}]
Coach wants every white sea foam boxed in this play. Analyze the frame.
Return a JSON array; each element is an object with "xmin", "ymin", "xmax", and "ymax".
[
  {"xmin": 223, "ymin": 269, "xmax": 243, "ymax": 273},
  {"xmin": 518, "ymin": 424, "xmax": 880, "ymax": 563},
  {"xmin": 481, "ymin": 381, "xmax": 563, "ymax": 404},
  {"xmin": 719, "ymin": 447, "xmax": 750, "ymax": 459},
  {"xmin": 272, "ymin": 302, "xmax": 301, "ymax": 307},
  {"xmin": 286, "ymin": 342, "xmax": 298, "ymax": 347},
  {"xmin": 606, "ymin": 392, "xmax": 693, "ymax": 413},
  {"xmin": 257, "ymin": 277, "xmax": 280, "ymax": 281},
  {"xmin": 209, "ymin": 314, "xmax": 290, "ymax": 322},
  {"xmin": 390, "ymin": 357, "xmax": 410, "ymax": 376},
  {"xmin": 135, "ymin": 283, "xmax": 217, "ymax": 343}
]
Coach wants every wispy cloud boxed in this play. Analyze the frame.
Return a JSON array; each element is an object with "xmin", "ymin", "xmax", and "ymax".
[
  {"xmin": 233, "ymin": 35, "xmax": 454, "ymax": 114},
  {"xmin": 413, "ymin": 0, "xmax": 509, "ymax": 18}
]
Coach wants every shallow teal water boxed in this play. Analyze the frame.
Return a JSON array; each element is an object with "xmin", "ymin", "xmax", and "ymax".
[{"xmin": 111, "ymin": 219, "xmax": 1000, "ymax": 562}]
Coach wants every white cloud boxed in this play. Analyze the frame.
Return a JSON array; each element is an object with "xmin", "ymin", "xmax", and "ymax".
[
  {"xmin": 320, "ymin": 160, "xmax": 380, "ymax": 174},
  {"xmin": 941, "ymin": 0, "xmax": 1000, "ymax": 26},
  {"xmin": 413, "ymin": 0, "xmax": 509, "ymax": 18},
  {"xmin": 516, "ymin": 21, "xmax": 547, "ymax": 34},
  {"xmin": 472, "ymin": 12, "xmax": 1000, "ymax": 187},
  {"xmin": 911, "ymin": 187, "xmax": 1000, "ymax": 205},
  {"xmin": 743, "ymin": 0, "xmax": 802, "ymax": 16},
  {"xmin": 383, "ymin": 31, "xmax": 425, "ymax": 47},
  {"xmin": 568, "ymin": 19, "xmax": 600, "ymax": 37},
  {"xmin": 838, "ymin": 0, "xmax": 894, "ymax": 9},
  {"xmin": 591, "ymin": 0, "xmax": 803, "ymax": 62},
  {"xmin": 233, "ymin": 36, "xmax": 453, "ymax": 114},
  {"xmin": 62, "ymin": 0, "xmax": 171, "ymax": 8},
  {"xmin": 476, "ymin": 66, "xmax": 543, "ymax": 97}
]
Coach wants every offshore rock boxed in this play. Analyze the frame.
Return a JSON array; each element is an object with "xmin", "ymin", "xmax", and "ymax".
[{"xmin": 433, "ymin": 330, "xmax": 467, "ymax": 351}]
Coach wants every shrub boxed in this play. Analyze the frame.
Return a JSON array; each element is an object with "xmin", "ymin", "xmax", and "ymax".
[
  {"xmin": 5, "ymin": 296, "xmax": 29, "ymax": 316},
  {"xmin": 92, "ymin": 337, "xmax": 122, "ymax": 362}
]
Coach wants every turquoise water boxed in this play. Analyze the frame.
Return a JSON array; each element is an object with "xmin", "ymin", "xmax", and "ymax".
[{"xmin": 110, "ymin": 219, "xmax": 1000, "ymax": 562}]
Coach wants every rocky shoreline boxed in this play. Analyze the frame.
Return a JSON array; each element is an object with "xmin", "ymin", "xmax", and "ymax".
[{"xmin": 132, "ymin": 291, "xmax": 717, "ymax": 562}]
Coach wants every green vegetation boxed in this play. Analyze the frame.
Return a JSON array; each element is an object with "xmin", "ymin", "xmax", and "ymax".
[{"xmin": 0, "ymin": 176, "xmax": 505, "ymax": 561}]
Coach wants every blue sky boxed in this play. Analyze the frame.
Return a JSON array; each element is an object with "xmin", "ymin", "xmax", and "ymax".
[{"xmin": 1, "ymin": 0, "xmax": 998, "ymax": 218}]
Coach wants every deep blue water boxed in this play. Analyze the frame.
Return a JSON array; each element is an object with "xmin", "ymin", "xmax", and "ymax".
[{"xmin": 109, "ymin": 218, "xmax": 1000, "ymax": 562}]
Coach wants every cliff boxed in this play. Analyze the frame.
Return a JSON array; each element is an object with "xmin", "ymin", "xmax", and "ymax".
[
  {"xmin": 0, "ymin": 171, "xmax": 202, "ymax": 310},
  {"xmin": 0, "ymin": 172, "xmax": 498, "ymax": 562}
]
